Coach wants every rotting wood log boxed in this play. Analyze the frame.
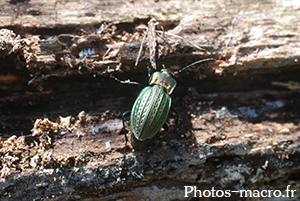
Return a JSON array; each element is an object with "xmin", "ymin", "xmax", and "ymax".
[{"xmin": 0, "ymin": 0, "xmax": 300, "ymax": 200}]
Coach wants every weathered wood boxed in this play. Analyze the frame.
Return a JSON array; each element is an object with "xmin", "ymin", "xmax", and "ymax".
[{"xmin": 1, "ymin": 0, "xmax": 300, "ymax": 200}]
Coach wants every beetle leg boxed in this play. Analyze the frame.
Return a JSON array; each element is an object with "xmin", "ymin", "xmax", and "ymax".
[
  {"xmin": 171, "ymin": 106, "xmax": 180, "ymax": 125},
  {"xmin": 162, "ymin": 123, "xmax": 170, "ymax": 133},
  {"xmin": 121, "ymin": 110, "xmax": 131, "ymax": 165},
  {"xmin": 147, "ymin": 61, "xmax": 151, "ymax": 78},
  {"xmin": 110, "ymin": 74, "xmax": 143, "ymax": 88}
]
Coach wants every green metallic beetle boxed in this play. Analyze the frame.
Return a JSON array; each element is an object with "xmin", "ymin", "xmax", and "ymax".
[
  {"xmin": 111, "ymin": 58, "xmax": 212, "ymax": 166},
  {"xmin": 131, "ymin": 68, "xmax": 176, "ymax": 140}
]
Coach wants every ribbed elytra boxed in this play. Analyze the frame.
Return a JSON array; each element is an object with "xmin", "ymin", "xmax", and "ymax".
[{"xmin": 131, "ymin": 84, "xmax": 171, "ymax": 140}]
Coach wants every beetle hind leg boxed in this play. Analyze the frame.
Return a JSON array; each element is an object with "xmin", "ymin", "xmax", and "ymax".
[
  {"xmin": 120, "ymin": 110, "xmax": 131, "ymax": 166},
  {"xmin": 171, "ymin": 106, "xmax": 180, "ymax": 125}
]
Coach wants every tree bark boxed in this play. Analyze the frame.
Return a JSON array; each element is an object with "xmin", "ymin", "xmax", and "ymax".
[{"xmin": 1, "ymin": 0, "xmax": 300, "ymax": 200}]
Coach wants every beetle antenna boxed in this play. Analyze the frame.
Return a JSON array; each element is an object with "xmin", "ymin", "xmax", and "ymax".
[{"xmin": 174, "ymin": 58, "xmax": 214, "ymax": 75}]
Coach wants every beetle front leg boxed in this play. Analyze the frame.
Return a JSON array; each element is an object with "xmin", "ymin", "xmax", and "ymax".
[
  {"xmin": 147, "ymin": 61, "xmax": 151, "ymax": 78},
  {"xmin": 110, "ymin": 74, "xmax": 143, "ymax": 88}
]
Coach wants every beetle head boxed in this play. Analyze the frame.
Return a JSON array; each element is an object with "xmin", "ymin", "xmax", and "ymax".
[
  {"xmin": 161, "ymin": 68, "xmax": 174, "ymax": 77},
  {"xmin": 160, "ymin": 64, "xmax": 177, "ymax": 78}
]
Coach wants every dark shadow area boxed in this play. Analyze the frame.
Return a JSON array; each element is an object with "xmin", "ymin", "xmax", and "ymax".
[{"xmin": 2, "ymin": 62, "xmax": 300, "ymax": 139}]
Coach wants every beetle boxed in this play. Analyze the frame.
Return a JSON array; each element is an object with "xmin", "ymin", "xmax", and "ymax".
[
  {"xmin": 130, "ymin": 67, "xmax": 176, "ymax": 140},
  {"xmin": 111, "ymin": 58, "xmax": 213, "ymax": 167}
]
